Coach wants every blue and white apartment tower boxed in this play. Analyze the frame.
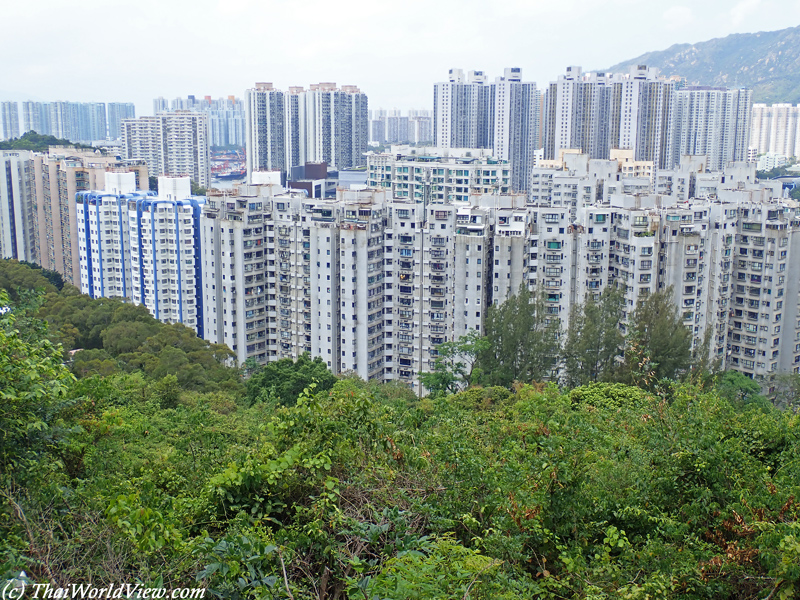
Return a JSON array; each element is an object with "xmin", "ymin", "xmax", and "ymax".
[
  {"xmin": 77, "ymin": 171, "xmax": 151, "ymax": 300},
  {"xmin": 128, "ymin": 176, "xmax": 206, "ymax": 336},
  {"xmin": 77, "ymin": 174, "xmax": 205, "ymax": 336}
]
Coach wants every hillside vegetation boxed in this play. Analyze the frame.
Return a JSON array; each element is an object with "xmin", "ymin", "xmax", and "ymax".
[
  {"xmin": 607, "ymin": 25, "xmax": 800, "ymax": 104},
  {"xmin": 2, "ymin": 261, "xmax": 800, "ymax": 598}
]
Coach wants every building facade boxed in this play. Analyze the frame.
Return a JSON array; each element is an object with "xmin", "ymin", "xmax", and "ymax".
[
  {"xmin": 1, "ymin": 102, "xmax": 20, "ymax": 141},
  {"xmin": 0, "ymin": 150, "xmax": 37, "ymax": 261},
  {"xmin": 434, "ymin": 68, "xmax": 540, "ymax": 191},
  {"xmin": 121, "ymin": 112, "xmax": 211, "ymax": 188}
]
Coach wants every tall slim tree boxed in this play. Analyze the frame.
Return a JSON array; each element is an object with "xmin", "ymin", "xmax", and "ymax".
[
  {"xmin": 478, "ymin": 285, "xmax": 561, "ymax": 387},
  {"xmin": 562, "ymin": 285, "xmax": 625, "ymax": 388},
  {"xmin": 621, "ymin": 287, "xmax": 692, "ymax": 383}
]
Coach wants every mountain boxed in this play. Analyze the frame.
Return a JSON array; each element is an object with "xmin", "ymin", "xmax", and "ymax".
[{"xmin": 605, "ymin": 25, "xmax": 800, "ymax": 104}]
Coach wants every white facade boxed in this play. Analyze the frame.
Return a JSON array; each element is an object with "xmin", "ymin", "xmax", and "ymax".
[
  {"xmin": 434, "ymin": 68, "xmax": 540, "ymax": 191},
  {"xmin": 77, "ymin": 172, "xmax": 142, "ymax": 300},
  {"xmin": 366, "ymin": 146, "xmax": 511, "ymax": 202},
  {"xmin": 245, "ymin": 83, "xmax": 286, "ymax": 177},
  {"xmin": 128, "ymin": 177, "xmax": 206, "ymax": 333},
  {"xmin": 750, "ymin": 103, "xmax": 800, "ymax": 158},
  {"xmin": 543, "ymin": 66, "xmax": 752, "ymax": 173},
  {"xmin": 668, "ymin": 87, "xmax": 752, "ymax": 171},
  {"xmin": 122, "ymin": 112, "xmax": 211, "ymax": 188},
  {"xmin": 0, "ymin": 150, "xmax": 36, "ymax": 261},
  {"xmin": 1, "ymin": 102, "xmax": 20, "ymax": 141}
]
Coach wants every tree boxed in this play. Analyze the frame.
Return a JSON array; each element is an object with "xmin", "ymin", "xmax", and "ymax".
[
  {"xmin": 622, "ymin": 287, "xmax": 692, "ymax": 383},
  {"xmin": 148, "ymin": 175, "xmax": 159, "ymax": 192},
  {"xmin": 246, "ymin": 353, "xmax": 336, "ymax": 406},
  {"xmin": 420, "ymin": 330, "xmax": 489, "ymax": 397},
  {"xmin": 477, "ymin": 285, "xmax": 561, "ymax": 387},
  {"xmin": 561, "ymin": 286, "xmax": 625, "ymax": 387},
  {"xmin": 770, "ymin": 372, "xmax": 800, "ymax": 411},
  {"xmin": 0, "ymin": 290, "xmax": 75, "ymax": 474},
  {"xmin": 716, "ymin": 370, "xmax": 769, "ymax": 410},
  {"xmin": 0, "ymin": 259, "xmax": 57, "ymax": 301},
  {"xmin": 191, "ymin": 180, "xmax": 207, "ymax": 196}
]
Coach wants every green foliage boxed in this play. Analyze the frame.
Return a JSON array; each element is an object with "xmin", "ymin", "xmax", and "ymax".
[
  {"xmin": 569, "ymin": 382, "xmax": 650, "ymax": 410},
  {"xmin": 191, "ymin": 180, "xmax": 207, "ymax": 196},
  {"xmin": 716, "ymin": 370, "xmax": 770, "ymax": 410},
  {"xmin": 355, "ymin": 534, "xmax": 502, "ymax": 599},
  {"xmin": 562, "ymin": 285, "xmax": 625, "ymax": 387},
  {"xmin": 478, "ymin": 285, "xmax": 561, "ymax": 386},
  {"xmin": 757, "ymin": 161, "xmax": 798, "ymax": 180},
  {"xmin": 622, "ymin": 287, "xmax": 692, "ymax": 385},
  {"xmin": 0, "ymin": 130, "xmax": 95, "ymax": 152},
  {"xmin": 245, "ymin": 353, "xmax": 336, "ymax": 406},
  {"xmin": 0, "ymin": 260, "xmax": 241, "ymax": 393},
  {"xmin": 421, "ymin": 330, "xmax": 489, "ymax": 397},
  {"xmin": 0, "ymin": 290, "xmax": 75, "ymax": 476},
  {"xmin": 2, "ymin": 289, "xmax": 800, "ymax": 598},
  {"xmin": 0, "ymin": 259, "xmax": 57, "ymax": 301}
]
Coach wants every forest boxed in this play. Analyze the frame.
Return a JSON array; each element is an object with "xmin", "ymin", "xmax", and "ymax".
[{"xmin": 1, "ymin": 258, "xmax": 800, "ymax": 599}]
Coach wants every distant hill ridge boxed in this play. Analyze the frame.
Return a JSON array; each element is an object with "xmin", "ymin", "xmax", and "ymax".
[{"xmin": 605, "ymin": 25, "xmax": 800, "ymax": 104}]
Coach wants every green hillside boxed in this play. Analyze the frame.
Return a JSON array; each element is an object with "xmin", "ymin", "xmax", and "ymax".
[{"xmin": 607, "ymin": 25, "xmax": 800, "ymax": 104}]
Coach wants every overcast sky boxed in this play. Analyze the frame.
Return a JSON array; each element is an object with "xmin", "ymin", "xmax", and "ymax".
[{"xmin": 2, "ymin": 0, "xmax": 799, "ymax": 117}]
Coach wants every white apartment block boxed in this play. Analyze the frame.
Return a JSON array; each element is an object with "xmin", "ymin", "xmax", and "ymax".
[
  {"xmin": 201, "ymin": 186, "xmax": 389, "ymax": 379},
  {"xmin": 33, "ymin": 149, "xmax": 149, "ymax": 285},
  {"xmin": 122, "ymin": 112, "xmax": 211, "ymax": 188},
  {"xmin": 245, "ymin": 83, "xmax": 286, "ymax": 176},
  {"xmin": 668, "ymin": 87, "xmax": 752, "ymax": 171},
  {"xmin": 128, "ymin": 177, "xmax": 206, "ymax": 333},
  {"xmin": 188, "ymin": 149, "xmax": 800, "ymax": 392},
  {"xmin": 434, "ymin": 68, "xmax": 541, "ymax": 192},
  {"xmin": 77, "ymin": 172, "xmax": 144, "ymax": 299},
  {"xmin": 366, "ymin": 146, "xmax": 512, "ymax": 201},
  {"xmin": 245, "ymin": 82, "xmax": 369, "ymax": 180},
  {"xmin": 76, "ymin": 175, "xmax": 204, "ymax": 333},
  {"xmin": 0, "ymin": 150, "xmax": 37, "ymax": 261},
  {"xmin": 1, "ymin": 102, "xmax": 20, "ymax": 141},
  {"xmin": 543, "ymin": 66, "xmax": 752, "ymax": 172},
  {"xmin": 286, "ymin": 83, "xmax": 369, "ymax": 172},
  {"xmin": 751, "ymin": 103, "xmax": 800, "ymax": 158}
]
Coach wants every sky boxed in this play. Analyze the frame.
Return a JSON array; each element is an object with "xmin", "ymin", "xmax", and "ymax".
[{"xmin": 2, "ymin": 0, "xmax": 800, "ymax": 118}]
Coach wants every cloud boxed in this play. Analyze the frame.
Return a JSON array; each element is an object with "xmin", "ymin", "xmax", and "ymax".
[
  {"xmin": 662, "ymin": 5, "xmax": 695, "ymax": 30},
  {"xmin": 730, "ymin": 0, "xmax": 761, "ymax": 25}
]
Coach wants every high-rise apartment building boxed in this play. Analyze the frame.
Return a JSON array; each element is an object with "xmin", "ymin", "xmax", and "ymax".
[
  {"xmin": 47, "ymin": 102, "xmax": 107, "ymax": 142},
  {"xmin": 543, "ymin": 66, "xmax": 676, "ymax": 168},
  {"xmin": 154, "ymin": 95, "xmax": 245, "ymax": 147},
  {"xmin": 76, "ymin": 174, "xmax": 205, "ymax": 334},
  {"xmin": 33, "ymin": 148, "xmax": 149, "ymax": 284},
  {"xmin": 245, "ymin": 83, "xmax": 286, "ymax": 177},
  {"xmin": 750, "ymin": 103, "xmax": 800, "ymax": 158},
  {"xmin": 121, "ymin": 112, "xmax": 211, "ymax": 188},
  {"xmin": 286, "ymin": 83, "xmax": 368, "ymax": 171},
  {"xmin": 200, "ymin": 186, "xmax": 389, "ymax": 375},
  {"xmin": 434, "ymin": 68, "xmax": 540, "ymax": 191},
  {"xmin": 369, "ymin": 109, "xmax": 432, "ymax": 145},
  {"xmin": 1, "ymin": 102, "xmax": 20, "ymax": 141},
  {"xmin": 0, "ymin": 150, "xmax": 37, "ymax": 262},
  {"xmin": 19, "ymin": 101, "xmax": 130, "ymax": 141},
  {"xmin": 668, "ymin": 87, "xmax": 752, "ymax": 171},
  {"xmin": 366, "ymin": 146, "xmax": 512, "ymax": 201},
  {"xmin": 543, "ymin": 66, "xmax": 752, "ymax": 172},
  {"xmin": 128, "ymin": 176, "xmax": 206, "ymax": 334},
  {"xmin": 245, "ymin": 82, "xmax": 368, "ymax": 180},
  {"xmin": 76, "ymin": 171, "xmax": 144, "ymax": 300},
  {"xmin": 22, "ymin": 102, "xmax": 51, "ymax": 136},
  {"xmin": 107, "ymin": 103, "xmax": 136, "ymax": 140},
  {"xmin": 434, "ymin": 69, "xmax": 491, "ymax": 149}
]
